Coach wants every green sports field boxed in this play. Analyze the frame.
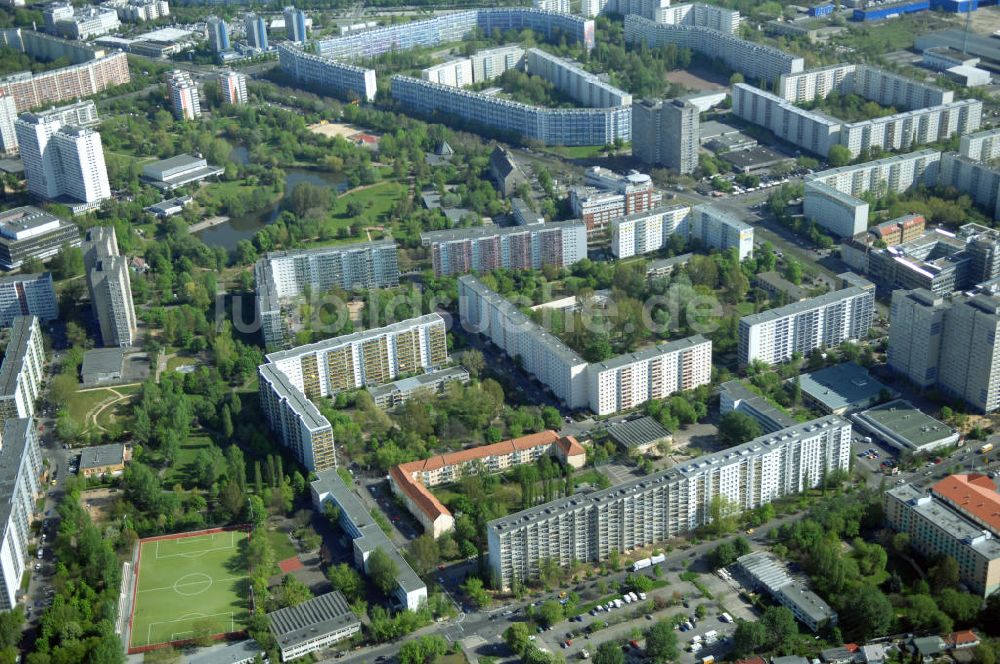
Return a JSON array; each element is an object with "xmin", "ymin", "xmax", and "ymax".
[{"xmin": 130, "ymin": 530, "xmax": 250, "ymax": 650}]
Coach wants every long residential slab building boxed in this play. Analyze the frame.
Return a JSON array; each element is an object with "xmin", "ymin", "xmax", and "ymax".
[
  {"xmin": 254, "ymin": 241, "xmax": 399, "ymax": 348},
  {"xmin": 259, "ymin": 314, "xmax": 449, "ymax": 471},
  {"xmin": 458, "ymin": 275, "xmax": 711, "ymax": 415},
  {"xmin": 624, "ymin": 15, "xmax": 802, "ymax": 85},
  {"xmin": 0, "ymin": 417, "xmax": 44, "ymax": 611},
  {"xmin": 738, "ymin": 275, "xmax": 876, "ymax": 366},
  {"xmin": 611, "ymin": 204, "xmax": 753, "ymax": 261},
  {"xmin": 488, "ymin": 414, "xmax": 852, "ymax": 589},
  {"xmin": 0, "ymin": 317, "xmax": 44, "ymax": 420},
  {"xmin": 421, "ymin": 221, "xmax": 586, "ymax": 277}
]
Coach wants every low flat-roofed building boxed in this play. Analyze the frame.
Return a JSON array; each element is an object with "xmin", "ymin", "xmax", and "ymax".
[
  {"xmin": 821, "ymin": 646, "xmax": 858, "ymax": 664},
  {"xmin": 853, "ymin": 399, "xmax": 958, "ymax": 453},
  {"xmin": 311, "ymin": 471, "xmax": 427, "ymax": 611},
  {"xmin": 77, "ymin": 442, "xmax": 129, "ymax": 477},
  {"xmin": 719, "ymin": 380, "xmax": 797, "ymax": 434},
  {"xmin": 186, "ymin": 639, "xmax": 264, "ymax": 664},
  {"xmin": 646, "ymin": 253, "xmax": 693, "ymax": 279},
  {"xmin": 607, "ymin": 415, "xmax": 671, "ymax": 456},
  {"xmin": 798, "ymin": 362, "xmax": 896, "ymax": 415},
  {"xmin": 80, "ymin": 347, "xmax": 124, "ymax": 386},
  {"xmin": 0, "ymin": 206, "xmax": 80, "ymax": 270},
  {"xmin": 267, "ymin": 591, "xmax": 361, "ymax": 661},
  {"xmin": 144, "ymin": 195, "xmax": 191, "ymax": 218},
  {"xmin": 722, "ymin": 146, "xmax": 793, "ymax": 174},
  {"xmin": 141, "ymin": 154, "xmax": 224, "ymax": 190},
  {"xmin": 735, "ymin": 551, "xmax": 837, "ymax": 632},
  {"xmin": 755, "ymin": 270, "xmax": 810, "ymax": 303},
  {"xmin": 368, "ymin": 367, "xmax": 469, "ymax": 410}
]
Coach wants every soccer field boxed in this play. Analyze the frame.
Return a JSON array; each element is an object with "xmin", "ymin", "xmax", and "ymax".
[{"xmin": 129, "ymin": 529, "xmax": 250, "ymax": 650}]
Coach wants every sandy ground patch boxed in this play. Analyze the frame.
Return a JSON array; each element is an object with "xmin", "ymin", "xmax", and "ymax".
[
  {"xmin": 80, "ymin": 487, "xmax": 117, "ymax": 524},
  {"xmin": 307, "ymin": 121, "xmax": 363, "ymax": 139},
  {"xmin": 665, "ymin": 65, "xmax": 729, "ymax": 91}
]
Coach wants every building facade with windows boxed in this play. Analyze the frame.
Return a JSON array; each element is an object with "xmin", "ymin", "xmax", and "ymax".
[
  {"xmin": 738, "ymin": 278, "xmax": 876, "ymax": 366},
  {"xmin": 0, "ymin": 206, "xmax": 80, "ymax": 269},
  {"xmin": 0, "ymin": 417, "xmax": 43, "ymax": 611},
  {"xmin": 278, "ymin": 44, "xmax": 376, "ymax": 102},
  {"xmin": 218, "ymin": 69, "xmax": 247, "ymax": 105},
  {"xmin": 0, "ymin": 273, "xmax": 57, "ymax": 326},
  {"xmin": 254, "ymin": 241, "xmax": 399, "ymax": 348},
  {"xmin": 167, "ymin": 69, "xmax": 200, "ymax": 120},
  {"xmin": 421, "ymin": 221, "xmax": 587, "ymax": 277},
  {"xmin": 82, "ymin": 227, "xmax": 137, "ymax": 348},
  {"xmin": 631, "ymin": 98, "xmax": 699, "ymax": 174},
  {"xmin": 0, "ymin": 317, "xmax": 44, "ymax": 420},
  {"xmin": 0, "ymin": 52, "xmax": 129, "ymax": 114},
  {"xmin": 488, "ymin": 415, "xmax": 852, "ymax": 589}
]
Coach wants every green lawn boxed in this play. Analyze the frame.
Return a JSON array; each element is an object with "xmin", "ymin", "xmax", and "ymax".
[
  {"xmin": 130, "ymin": 530, "xmax": 250, "ymax": 649},
  {"xmin": 166, "ymin": 355, "xmax": 198, "ymax": 372},
  {"xmin": 163, "ymin": 435, "xmax": 216, "ymax": 488},
  {"xmin": 546, "ymin": 145, "xmax": 618, "ymax": 159},
  {"xmin": 265, "ymin": 529, "xmax": 298, "ymax": 563},
  {"xmin": 332, "ymin": 181, "xmax": 407, "ymax": 225},
  {"xmin": 66, "ymin": 386, "xmax": 140, "ymax": 430}
]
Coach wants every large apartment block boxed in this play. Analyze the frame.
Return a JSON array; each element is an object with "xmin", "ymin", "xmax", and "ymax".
[
  {"xmin": 610, "ymin": 204, "xmax": 753, "ymax": 260},
  {"xmin": 733, "ymin": 82, "xmax": 980, "ymax": 159},
  {"xmin": 391, "ymin": 75, "xmax": 631, "ymax": 147},
  {"xmin": 625, "ymin": 16, "xmax": 803, "ymax": 85},
  {"xmin": 0, "ymin": 418, "xmax": 43, "ymax": 611},
  {"xmin": 0, "ymin": 273, "xmax": 56, "ymax": 326},
  {"xmin": 0, "ymin": 317, "xmax": 44, "ymax": 420},
  {"xmin": 938, "ymin": 152, "xmax": 1000, "ymax": 221},
  {"xmin": 885, "ymin": 474, "xmax": 1000, "ymax": 597},
  {"xmin": 803, "ymin": 150, "xmax": 943, "ymax": 236},
  {"xmin": 488, "ymin": 415, "xmax": 851, "ymax": 588},
  {"xmin": 458, "ymin": 275, "xmax": 711, "ymax": 415},
  {"xmin": 690, "ymin": 205, "xmax": 754, "ymax": 261},
  {"xmin": 738, "ymin": 277, "xmax": 875, "ymax": 366},
  {"xmin": 258, "ymin": 363, "xmax": 335, "ymax": 472},
  {"xmin": 421, "ymin": 46, "xmax": 525, "ymax": 88},
  {"xmin": 525, "ymin": 49, "xmax": 631, "ymax": 108},
  {"xmin": 277, "ymin": 44, "xmax": 376, "ymax": 103},
  {"xmin": 777, "ymin": 64, "xmax": 953, "ymax": 110},
  {"xmin": 254, "ymin": 241, "xmax": 399, "ymax": 348},
  {"xmin": 889, "ymin": 289, "xmax": 1000, "ymax": 412},
  {"xmin": 587, "ymin": 337, "xmax": 712, "ymax": 415},
  {"xmin": 421, "ymin": 221, "xmax": 586, "ymax": 277},
  {"xmin": 960, "ymin": 127, "xmax": 1000, "ymax": 163},
  {"xmin": 0, "ymin": 52, "xmax": 129, "ymax": 113},
  {"xmin": 631, "ymin": 98, "xmax": 699, "ymax": 174},
  {"xmin": 265, "ymin": 314, "xmax": 448, "ymax": 401},
  {"xmin": 82, "ymin": 227, "xmax": 136, "ymax": 348}
]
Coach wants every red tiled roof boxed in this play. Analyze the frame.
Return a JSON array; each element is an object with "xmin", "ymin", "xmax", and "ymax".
[
  {"xmin": 737, "ymin": 657, "xmax": 767, "ymax": 664},
  {"xmin": 932, "ymin": 474, "xmax": 1000, "ymax": 535},
  {"xmin": 390, "ymin": 431, "xmax": 584, "ymax": 524},
  {"xmin": 946, "ymin": 631, "xmax": 980, "ymax": 648},
  {"xmin": 845, "ymin": 644, "xmax": 860, "ymax": 653}
]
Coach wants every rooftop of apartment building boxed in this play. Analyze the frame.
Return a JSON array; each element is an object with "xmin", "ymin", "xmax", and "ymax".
[
  {"xmin": 589, "ymin": 335, "xmax": 710, "ymax": 372},
  {"xmin": 932, "ymin": 473, "xmax": 1000, "ymax": 535},
  {"xmin": 258, "ymin": 364, "xmax": 328, "ymax": 431},
  {"xmin": 807, "ymin": 149, "xmax": 942, "ymax": 183},
  {"xmin": 739, "ymin": 280, "xmax": 872, "ymax": 326},
  {"xmin": 264, "ymin": 313, "xmax": 444, "ymax": 364},
  {"xmin": 0, "ymin": 418, "xmax": 33, "ymax": 525},
  {"xmin": 260, "ymin": 240, "xmax": 396, "ymax": 263},
  {"xmin": 0, "ymin": 317, "xmax": 35, "ymax": 398},
  {"xmin": 890, "ymin": 482, "xmax": 1000, "ymax": 558},
  {"xmin": 797, "ymin": 362, "xmax": 895, "ymax": 414},
  {"xmin": 420, "ymin": 219, "xmax": 583, "ymax": 243}
]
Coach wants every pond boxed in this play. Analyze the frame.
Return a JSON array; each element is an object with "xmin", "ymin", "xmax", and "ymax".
[{"xmin": 194, "ymin": 146, "xmax": 348, "ymax": 250}]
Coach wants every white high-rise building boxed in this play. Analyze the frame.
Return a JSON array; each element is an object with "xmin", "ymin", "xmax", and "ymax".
[
  {"xmin": 0, "ymin": 317, "xmax": 45, "ymax": 420},
  {"xmin": 533, "ymin": 0, "xmax": 570, "ymax": 12},
  {"xmin": 83, "ymin": 227, "xmax": 137, "ymax": 348},
  {"xmin": 284, "ymin": 6, "xmax": 307, "ymax": 42},
  {"xmin": 0, "ymin": 93, "xmax": 17, "ymax": 154},
  {"xmin": 739, "ymin": 276, "xmax": 876, "ymax": 366},
  {"xmin": 218, "ymin": 70, "xmax": 247, "ymax": 105},
  {"xmin": 0, "ymin": 274, "xmax": 57, "ymax": 326},
  {"xmin": 0, "ymin": 418, "xmax": 43, "ymax": 611},
  {"xmin": 14, "ymin": 110, "xmax": 110, "ymax": 207},
  {"xmin": 168, "ymin": 70, "xmax": 201, "ymax": 121}
]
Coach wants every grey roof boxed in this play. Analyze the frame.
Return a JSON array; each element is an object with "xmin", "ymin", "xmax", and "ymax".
[
  {"xmin": 588, "ymin": 335, "xmax": 710, "ymax": 372},
  {"xmin": 368, "ymin": 366, "xmax": 469, "ymax": 401},
  {"xmin": 0, "ymin": 418, "xmax": 33, "ymax": 528},
  {"xmin": 77, "ymin": 443, "xmax": 125, "ymax": 471},
  {"xmin": 773, "ymin": 657, "xmax": 810, "ymax": 664},
  {"xmin": 0, "ymin": 317, "xmax": 36, "ymax": 398},
  {"xmin": 0, "ymin": 272, "xmax": 53, "ymax": 286},
  {"xmin": 739, "ymin": 285, "xmax": 870, "ymax": 327},
  {"xmin": 80, "ymin": 347, "xmax": 124, "ymax": 379},
  {"xmin": 821, "ymin": 647, "xmax": 857, "ymax": 663},
  {"xmin": 647, "ymin": 253, "xmax": 693, "ymax": 275},
  {"xmin": 143, "ymin": 153, "xmax": 205, "ymax": 173},
  {"xmin": 490, "ymin": 146, "xmax": 519, "ymax": 179},
  {"xmin": 855, "ymin": 399, "xmax": 957, "ymax": 451},
  {"xmin": 607, "ymin": 416, "xmax": 672, "ymax": 448},
  {"xmin": 916, "ymin": 29, "xmax": 1000, "ymax": 66},
  {"xmin": 262, "ymin": 239, "xmax": 396, "ymax": 262},
  {"xmin": 888, "ymin": 484, "xmax": 1000, "ymax": 559},
  {"xmin": 268, "ymin": 591, "xmax": 360, "ymax": 652},
  {"xmin": 311, "ymin": 470, "xmax": 426, "ymax": 596},
  {"xmin": 258, "ymin": 364, "xmax": 329, "ymax": 432},
  {"xmin": 421, "ymin": 220, "xmax": 584, "ymax": 244},
  {"xmin": 798, "ymin": 362, "xmax": 893, "ymax": 413},
  {"xmin": 265, "ymin": 313, "xmax": 444, "ymax": 365},
  {"xmin": 185, "ymin": 639, "xmax": 263, "ymax": 664},
  {"xmin": 737, "ymin": 550, "xmax": 792, "ymax": 591},
  {"xmin": 719, "ymin": 380, "xmax": 797, "ymax": 432},
  {"xmin": 911, "ymin": 637, "xmax": 946, "ymax": 656},
  {"xmin": 775, "ymin": 583, "xmax": 837, "ymax": 625}
]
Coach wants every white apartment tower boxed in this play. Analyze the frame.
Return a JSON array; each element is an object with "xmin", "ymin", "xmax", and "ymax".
[
  {"xmin": 245, "ymin": 12, "xmax": 268, "ymax": 50},
  {"xmin": 14, "ymin": 111, "xmax": 110, "ymax": 206},
  {"xmin": 0, "ymin": 93, "xmax": 17, "ymax": 154},
  {"xmin": 83, "ymin": 227, "xmax": 137, "ymax": 348},
  {"xmin": 738, "ymin": 276, "xmax": 875, "ymax": 366},
  {"xmin": 0, "ymin": 418, "xmax": 43, "ymax": 611},
  {"xmin": 168, "ymin": 70, "xmax": 201, "ymax": 121},
  {"xmin": 284, "ymin": 6, "xmax": 307, "ymax": 42},
  {"xmin": 0, "ymin": 317, "xmax": 45, "ymax": 420},
  {"xmin": 218, "ymin": 70, "xmax": 248, "ymax": 105}
]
